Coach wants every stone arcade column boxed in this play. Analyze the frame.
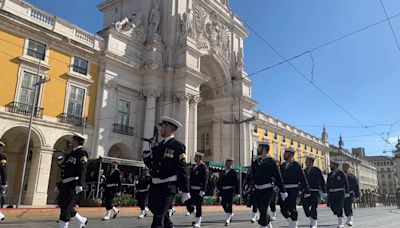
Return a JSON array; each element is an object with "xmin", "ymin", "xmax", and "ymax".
[
  {"xmin": 175, "ymin": 92, "xmax": 193, "ymax": 161},
  {"xmin": 24, "ymin": 146, "xmax": 53, "ymax": 206},
  {"xmin": 142, "ymin": 89, "xmax": 160, "ymax": 148},
  {"xmin": 188, "ymin": 95, "xmax": 201, "ymax": 161}
]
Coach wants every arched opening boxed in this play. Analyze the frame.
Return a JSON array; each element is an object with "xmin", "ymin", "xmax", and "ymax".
[
  {"xmin": 47, "ymin": 135, "xmax": 71, "ymax": 204},
  {"xmin": 0, "ymin": 126, "xmax": 42, "ymax": 205},
  {"xmin": 197, "ymin": 55, "xmax": 232, "ymax": 162},
  {"xmin": 108, "ymin": 143, "xmax": 131, "ymax": 159}
]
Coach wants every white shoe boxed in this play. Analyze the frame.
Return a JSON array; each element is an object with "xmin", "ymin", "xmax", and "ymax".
[
  {"xmin": 59, "ymin": 221, "xmax": 69, "ymax": 228},
  {"xmin": 112, "ymin": 207, "xmax": 119, "ymax": 219},
  {"xmin": 168, "ymin": 208, "xmax": 176, "ymax": 217},
  {"xmin": 337, "ymin": 217, "xmax": 344, "ymax": 228},
  {"xmin": 289, "ymin": 219, "xmax": 298, "ymax": 228},
  {"xmin": 271, "ymin": 211, "xmax": 276, "ymax": 221},
  {"xmin": 251, "ymin": 212, "xmax": 258, "ymax": 223},
  {"xmin": 186, "ymin": 211, "xmax": 191, "ymax": 216},
  {"xmin": 311, "ymin": 218, "xmax": 318, "ymax": 228},
  {"xmin": 138, "ymin": 210, "xmax": 146, "ymax": 219},
  {"xmin": 194, "ymin": 217, "xmax": 202, "ymax": 228},
  {"xmin": 102, "ymin": 210, "xmax": 111, "ymax": 221},
  {"xmin": 225, "ymin": 213, "xmax": 234, "ymax": 226},
  {"xmin": 346, "ymin": 216, "xmax": 353, "ymax": 226},
  {"xmin": 0, "ymin": 211, "xmax": 4, "ymax": 221},
  {"xmin": 74, "ymin": 212, "xmax": 88, "ymax": 228}
]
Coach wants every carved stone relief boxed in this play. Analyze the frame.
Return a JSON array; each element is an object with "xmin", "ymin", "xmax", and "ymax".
[{"xmin": 114, "ymin": 11, "xmax": 146, "ymax": 43}]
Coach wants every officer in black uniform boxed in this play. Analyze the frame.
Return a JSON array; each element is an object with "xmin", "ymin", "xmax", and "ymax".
[
  {"xmin": 102, "ymin": 161, "xmax": 122, "ymax": 221},
  {"xmin": 279, "ymin": 148, "xmax": 310, "ymax": 228},
  {"xmin": 58, "ymin": 133, "xmax": 89, "ymax": 228},
  {"xmin": 0, "ymin": 140, "xmax": 7, "ymax": 222},
  {"xmin": 186, "ymin": 152, "xmax": 208, "ymax": 228},
  {"xmin": 143, "ymin": 116, "xmax": 190, "ymax": 228},
  {"xmin": 137, "ymin": 168, "xmax": 152, "ymax": 219},
  {"xmin": 327, "ymin": 161, "xmax": 349, "ymax": 228},
  {"xmin": 252, "ymin": 143, "xmax": 287, "ymax": 228},
  {"xmin": 218, "ymin": 158, "xmax": 240, "ymax": 226},
  {"xmin": 342, "ymin": 162, "xmax": 359, "ymax": 227},
  {"xmin": 248, "ymin": 155, "xmax": 259, "ymax": 223},
  {"xmin": 302, "ymin": 156, "xmax": 326, "ymax": 228}
]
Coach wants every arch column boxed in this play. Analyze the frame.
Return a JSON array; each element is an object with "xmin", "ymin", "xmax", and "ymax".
[
  {"xmin": 142, "ymin": 89, "xmax": 161, "ymax": 148},
  {"xmin": 24, "ymin": 146, "xmax": 53, "ymax": 206}
]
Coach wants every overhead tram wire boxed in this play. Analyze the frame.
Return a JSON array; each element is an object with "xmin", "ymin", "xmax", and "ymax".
[
  {"xmin": 379, "ymin": 0, "xmax": 400, "ymax": 52},
  {"xmin": 243, "ymin": 22, "xmax": 390, "ymax": 143},
  {"xmin": 1, "ymin": 5, "xmax": 400, "ymax": 127}
]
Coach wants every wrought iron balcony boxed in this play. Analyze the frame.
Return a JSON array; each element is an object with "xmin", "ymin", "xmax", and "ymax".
[
  {"xmin": 59, "ymin": 113, "xmax": 85, "ymax": 127},
  {"xmin": 27, "ymin": 48, "xmax": 45, "ymax": 60},
  {"xmin": 72, "ymin": 65, "xmax": 88, "ymax": 75},
  {"xmin": 113, "ymin": 124, "xmax": 134, "ymax": 136},
  {"xmin": 7, "ymin": 102, "xmax": 43, "ymax": 118}
]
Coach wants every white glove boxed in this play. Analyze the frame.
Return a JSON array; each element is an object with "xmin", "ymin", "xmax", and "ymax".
[
  {"xmin": 235, "ymin": 194, "xmax": 241, "ymax": 200},
  {"xmin": 304, "ymin": 193, "xmax": 311, "ymax": 198},
  {"xmin": 142, "ymin": 147, "xmax": 152, "ymax": 158},
  {"xmin": 181, "ymin": 192, "xmax": 191, "ymax": 202},
  {"xmin": 75, "ymin": 186, "xmax": 83, "ymax": 194},
  {"xmin": 345, "ymin": 193, "xmax": 350, "ymax": 198},
  {"xmin": 280, "ymin": 192, "xmax": 288, "ymax": 201},
  {"xmin": 0, "ymin": 185, "xmax": 8, "ymax": 194},
  {"xmin": 54, "ymin": 186, "xmax": 59, "ymax": 193},
  {"xmin": 116, "ymin": 192, "xmax": 121, "ymax": 197},
  {"xmin": 322, "ymin": 193, "xmax": 328, "ymax": 198},
  {"xmin": 199, "ymin": 191, "xmax": 205, "ymax": 197},
  {"xmin": 143, "ymin": 146, "xmax": 151, "ymax": 152}
]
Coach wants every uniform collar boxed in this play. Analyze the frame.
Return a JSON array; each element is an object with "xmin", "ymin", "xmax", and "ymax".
[
  {"xmin": 162, "ymin": 135, "xmax": 174, "ymax": 143},
  {"xmin": 73, "ymin": 145, "xmax": 83, "ymax": 151}
]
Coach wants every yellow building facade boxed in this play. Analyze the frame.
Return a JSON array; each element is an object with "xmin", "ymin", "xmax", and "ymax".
[
  {"xmin": 252, "ymin": 111, "xmax": 330, "ymax": 174},
  {"xmin": 0, "ymin": 0, "xmax": 102, "ymax": 206}
]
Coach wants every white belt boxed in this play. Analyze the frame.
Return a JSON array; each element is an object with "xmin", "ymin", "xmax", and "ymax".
[
  {"xmin": 310, "ymin": 188, "xmax": 320, "ymax": 192},
  {"xmin": 254, "ymin": 183, "xmax": 273, "ymax": 190},
  {"xmin": 152, "ymin": 175, "xmax": 177, "ymax": 184},
  {"xmin": 329, "ymin": 188, "xmax": 345, "ymax": 193},
  {"xmin": 222, "ymin": 186, "xmax": 234, "ymax": 190},
  {"xmin": 349, "ymin": 191, "xmax": 354, "ymax": 194},
  {"xmin": 62, "ymin": 177, "xmax": 79, "ymax": 183},
  {"xmin": 138, "ymin": 188, "xmax": 149, "ymax": 193},
  {"xmin": 106, "ymin": 183, "xmax": 118, "ymax": 187},
  {"xmin": 284, "ymin": 184, "xmax": 299, "ymax": 189},
  {"xmin": 191, "ymin": 186, "xmax": 202, "ymax": 190}
]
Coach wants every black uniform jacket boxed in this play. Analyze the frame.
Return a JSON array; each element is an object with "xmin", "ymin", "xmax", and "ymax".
[
  {"xmin": 61, "ymin": 146, "xmax": 88, "ymax": 187},
  {"xmin": 251, "ymin": 156, "xmax": 285, "ymax": 192},
  {"xmin": 304, "ymin": 166, "xmax": 326, "ymax": 193},
  {"xmin": 143, "ymin": 137, "xmax": 190, "ymax": 193},
  {"xmin": 345, "ymin": 173, "xmax": 360, "ymax": 198},
  {"xmin": 137, "ymin": 175, "xmax": 152, "ymax": 192},
  {"xmin": 327, "ymin": 170, "xmax": 349, "ymax": 194},
  {"xmin": 0, "ymin": 153, "xmax": 7, "ymax": 185},
  {"xmin": 105, "ymin": 169, "xmax": 122, "ymax": 192},
  {"xmin": 280, "ymin": 161, "xmax": 310, "ymax": 194},
  {"xmin": 218, "ymin": 168, "xmax": 240, "ymax": 194},
  {"xmin": 190, "ymin": 162, "xmax": 209, "ymax": 192}
]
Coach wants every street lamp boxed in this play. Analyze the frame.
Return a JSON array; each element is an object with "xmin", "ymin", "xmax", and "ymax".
[
  {"xmin": 223, "ymin": 115, "xmax": 257, "ymax": 202},
  {"xmin": 16, "ymin": 61, "xmax": 50, "ymax": 208}
]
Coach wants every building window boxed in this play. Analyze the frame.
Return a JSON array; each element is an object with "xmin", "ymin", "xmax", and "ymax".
[
  {"xmin": 19, "ymin": 71, "xmax": 40, "ymax": 106},
  {"xmin": 274, "ymin": 132, "xmax": 277, "ymax": 140},
  {"xmin": 273, "ymin": 143, "xmax": 278, "ymax": 160},
  {"xmin": 389, "ymin": 181, "xmax": 392, "ymax": 187},
  {"xmin": 253, "ymin": 126, "xmax": 257, "ymax": 133},
  {"xmin": 298, "ymin": 142, "xmax": 301, "ymax": 148},
  {"xmin": 382, "ymin": 174, "xmax": 385, "ymax": 179},
  {"xmin": 388, "ymin": 174, "xmax": 391, "ymax": 178},
  {"xmin": 116, "ymin": 99, "xmax": 130, "ymax": 126},
  {"xmin": 387, "ymin": 168, "xmax": 391, "ymax": 172},
  {"xmin": 67, "ymin": 86, "xmax": 85, "ymax": 117},
  {"xmin": 380, "ymin": 161, "xmax": 384, "ymax": 166},
  {"xmin": 305, "ymin": 145, "xmax": 308, "ymax": 150},
  {"xmin": 282, "ymin": 135, "xmax": 286, "ymax": 143},
  {"xmin": 27, "ymin": 39, "xmax": 46, "ymax": 60},
  {"xmin": 290, "ymin": 139, "xmax": 294, "ymax": 146},
  {"xmin": 264, "ymin": 129, "xmax": 268, "ymax": 137},
  {"xmin": 382, "ymin": 181, "xmax": 386, "ymax": 186},
  {"xmin": 200, "ymin": 132, "xmax": 210, "ymax": 150},
  {"xmin": 72, "ymin": 57, "xmax": 88, "ymax": 75}
]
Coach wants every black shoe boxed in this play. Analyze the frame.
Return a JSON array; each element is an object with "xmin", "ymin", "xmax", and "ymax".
[{"xmin": 113, "ymin": 209, "xmax": 120, "ymax": 219}]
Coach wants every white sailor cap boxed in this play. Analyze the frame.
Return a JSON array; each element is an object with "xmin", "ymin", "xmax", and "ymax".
[
  {"xmin": 305, "ymin": 155, "xmax": 315, "ymax": 161},
  {"xmin": 73, "ymin": 132, "xmax": 87, "ymax": 141},
  {"xmin": 159, "ymin": 116, "xmax": 182, "ymax": 130},
  {"xmin": 0, "ymin": 140, "xmax": 5, "ymax": 147},
  {"xmin": 226, "ymin": 157, "xmax": 234, "ymax": 162},
  {"xmin": 284, "ymin": 147, "xmax": 296, "ymax": 154},
  {"xmin": 195, "ymin": 152, "xmax": 205, "ymax": 157},
  {"xmin": 342, "ymin": 161, "xmax": 351, "ymax": 166}
]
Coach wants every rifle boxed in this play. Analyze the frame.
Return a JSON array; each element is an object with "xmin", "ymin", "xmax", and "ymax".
[{"xmin": 141, "ymin": 126, "xmax": 158, "ymax": 147}]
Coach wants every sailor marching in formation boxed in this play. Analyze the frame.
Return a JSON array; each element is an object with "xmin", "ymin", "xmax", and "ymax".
[{"xmin": 0, "ymin": 116, "xmax": 362, "ymax": 228}]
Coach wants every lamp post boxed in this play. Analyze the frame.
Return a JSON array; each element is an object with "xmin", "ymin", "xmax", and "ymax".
[
  {"xmin": 223, "ymin": 115, "xmax": 257, "ymax": 202},
  {"xmin": 16, "ymin": 60, "xmax": 50, "ymax": 208}
]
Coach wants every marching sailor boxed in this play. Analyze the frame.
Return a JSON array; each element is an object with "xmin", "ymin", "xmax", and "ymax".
[
  {"xmin": 102, "ymin": 161, "xmax": 122, "ymax": 221},
  {"xmin": 342, "ymin": 162, "xmax": 360, "ymax": 226},
  {"xmin": 137, "ymin": 168, "xmax": 152, "ymax": 219}
]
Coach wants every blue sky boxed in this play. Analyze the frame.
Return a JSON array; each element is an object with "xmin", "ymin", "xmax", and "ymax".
[{"xmin": 26, "ymin": 0, "xmax": 400, "ymax": 156}]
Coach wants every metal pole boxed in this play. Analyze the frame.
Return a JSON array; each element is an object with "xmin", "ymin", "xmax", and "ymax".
[
  {"xmin": 17, "ymin": 60, "xmax": 41, "ymax": 208},
  {"xmin": 96, "ymin": 158, "xmax": 103, "ymax": 199}
]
